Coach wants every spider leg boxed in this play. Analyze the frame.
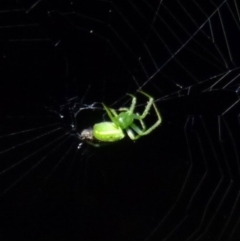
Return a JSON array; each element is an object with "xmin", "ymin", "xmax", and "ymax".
[
  {"xmin": 138, "ymin": 91, "xmax": 161, "ymax": 130},
  {"xmin": 86, "ymin": 140, "xmax": 110, "ymax": 147},
  {"xmin": 126, "ymin": 123, "xmax": 144, "ymax": 140},
  {"xmin": 126, "ymin": 93, "xmax": 136, "ymax": 113},
  {"xmin": 133, "ymin": 91, "xmax": 162, "ymax": 137},
  {"xmin": 137, "ymin": 91, "xmax": 154, "ymax": 119},
  {"xmin": 141, "ymin": 105, "xmax": 162, "ymax": 136},
  {"xmin": 86, "ymin": 140, "xmax": 102, "ymax": 147},
  {"xmin": 118, "ymin": 107, "xmax": 128, "ymax": 112},
  {"xmin": 118, "ymin": 94, "xmax": 136, "ymax": 112},
  {"xmin": 109, "ymin": 108, "xmax": 118, "ymax": 117},
  {"xmin": 140, "ymin": 101, "xmax": 162, "ymax": 136},
  {"xmin": 102, "ymin": 103, "xmax": 117, "ymax": 122},
  {"xmin": 132, "ymin": 113, "xmax": 146, "ymax": 130}
]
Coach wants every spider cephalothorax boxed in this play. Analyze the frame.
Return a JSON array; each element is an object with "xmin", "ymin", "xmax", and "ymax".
[{"xmin": 79, "ymin": 91, "xmax": 162, "ymax": 147}]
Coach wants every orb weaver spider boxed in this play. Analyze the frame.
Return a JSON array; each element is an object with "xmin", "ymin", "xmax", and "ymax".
[{"xmin": 79, "ymin": 91, "xmax": 162, "ymax": 147}]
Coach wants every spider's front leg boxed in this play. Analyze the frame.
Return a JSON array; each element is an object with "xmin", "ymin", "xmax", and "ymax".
[
  {"xmin": 127, "ymin": 93, "xmax": 136, "ymax": 113},
  {"xmin": 138, "ymin": 91, "xmax": 162, "ymax": 136},
  {"xmin": 102, "ymin": 103, "xmax": 117, "ymax": 122},
  {"xmin": 118, "ymin": 93, "xmax": 137, "ymax": 113},
  {"xmin": 126, "ymin": 91, "xmax": 162, "ymax": 140},
  {"xmin": 137, "ymin": 91, "xmax": 154, "ymax": 119}
]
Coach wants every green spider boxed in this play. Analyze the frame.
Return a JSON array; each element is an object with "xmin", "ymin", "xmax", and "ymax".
[{"xmin": 78, "ymin": 91, "xmax": 162, "ymax": 147}]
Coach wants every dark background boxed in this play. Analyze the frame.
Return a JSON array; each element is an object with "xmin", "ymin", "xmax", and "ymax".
[{"xmin": 0, "ymin": 0, "xmax": 240, "ymax": 241}]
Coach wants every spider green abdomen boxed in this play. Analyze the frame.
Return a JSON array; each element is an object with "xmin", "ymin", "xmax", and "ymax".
[{"xmin": 93, "ymin": 122, "xmax": 125, "ymax": 142}]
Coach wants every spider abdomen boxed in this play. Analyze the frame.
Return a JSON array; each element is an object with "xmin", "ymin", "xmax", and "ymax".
[{"xmin": 93, "ymin": 122, "xmax": 125, "ymax": 142}]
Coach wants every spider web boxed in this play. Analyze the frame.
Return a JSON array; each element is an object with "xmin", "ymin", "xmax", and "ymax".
[{"xmin": 0, "ymin": 0, "xmax": 240, "ymax": 240}]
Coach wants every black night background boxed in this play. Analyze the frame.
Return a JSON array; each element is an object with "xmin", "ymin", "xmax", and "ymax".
[{"xmin": 0, "ymin": 1, "xmax": 240, "ymax": 241}]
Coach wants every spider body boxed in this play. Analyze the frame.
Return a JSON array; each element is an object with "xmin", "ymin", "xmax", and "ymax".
[{"xmin": 79, "ymin": 91, "xmax": 161, "ymax": 147}]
